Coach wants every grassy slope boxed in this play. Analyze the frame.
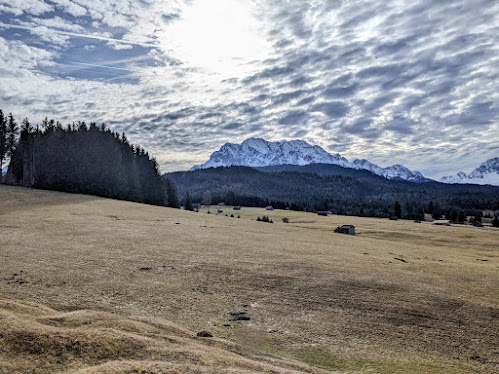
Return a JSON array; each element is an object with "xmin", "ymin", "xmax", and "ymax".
[
  {"xmin": 0, "ymin": 299, "xmax": 328, "ymax": 374},
  {"xmin": 1, "ymin": 185, "xmax": 498, "ymax": 373}
]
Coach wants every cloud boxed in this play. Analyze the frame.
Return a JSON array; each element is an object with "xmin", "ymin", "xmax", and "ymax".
[
  {"xmin": 52, "ymin": 0, "xmax": 87, "ymax": 17},
  {"xmin": 383, "ymin": 116, "xmax": 417, "ymax": 135},
  {"xmin": 310, "ymin": 102, "xmax": 349, "ymax": 118},
  {"xmin": 0, "ymin": 0, "xmax": 53, "ymax": 16},
  {"xmin": 0, "ymin": 0, "xmax": 498, "ymax": 177},
  {"xmin": 278, "ymin": 110, "xmax": 307, "ymax": 125}
]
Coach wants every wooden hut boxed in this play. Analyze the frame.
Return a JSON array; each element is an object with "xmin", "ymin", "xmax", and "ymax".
[{"xmin": 336, "ymin": 225, "xmax": 355, "ymax": 235}]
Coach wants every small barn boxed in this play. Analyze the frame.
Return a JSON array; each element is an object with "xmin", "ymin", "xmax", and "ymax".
[
  {"xmin": 233, "ymin": 206, "xmax": 241, "ymax": 210},
  {"xmin": 336, "ymin": 225, "xmax": 355, "ymax": 235},
  {"xmin": 433, "ymin": 220, "xmax": 450, "ymax": 226},
  {"xmin": 266, "ymin": 206, "xmax": 274, "ymax": 211},
  {"xmin": 317, "ymin": 211, "xmax": 332, "ymax": 216}
]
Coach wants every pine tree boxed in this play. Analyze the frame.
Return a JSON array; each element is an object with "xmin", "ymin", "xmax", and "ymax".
[
  {"xmin": 457, "ymin": 211, "xmax": 467, "ymax": 223},
  {"xmin": 164, "ymin": 178, "xmax": 180, "ymax": 208},
  {"xmin": 492, "ymin": 214, "xmax": 499, "ymax": 228},
  {"xmin": 18, "ymin": 118, "xmax": 35, "ymax": 186},
  {"xmin": 6, "ymin": 113, "xmax": 18, "ymax": 159},
  {"xmin": 183, "ymin": 191, "xmax": 193, "ymax": 211},
  {"xmin": 394, "ymin": 201, "xmax": 402, "ymax": 219},
  {"xmin": 0, "ymin": 110, "xmax": 7, "ymax": 179}
]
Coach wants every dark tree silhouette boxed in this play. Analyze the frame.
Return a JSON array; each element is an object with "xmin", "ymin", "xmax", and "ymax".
[
  {"xmin": 164, "ymin": 178, "xmax": 180, "ymax": 208},
  {"xmin": 6, "ymin": 113, "xmax": 18, "ymax": 159},
  {"xmin": 457, "ymin": 211, "xmax": 467, "ymax": 223},
  {"xmin": 5, "ymin": 111, "xmax": 177, "ymax": 207},
  {"xmin": 183, "ymin": 191, "xmax": 193, "ymax": 211},
  {"xmin": 394, "ymin": 201, "xmax": 402, "ymax": 218},
  {"xmin": 0, "ymin": 110, "xmax": 7, "ymax": 178}
]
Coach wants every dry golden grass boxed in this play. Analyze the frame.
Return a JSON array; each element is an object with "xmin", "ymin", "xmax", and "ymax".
[
  {"xmin": 0, "ymin": 299, "xmax": 329, "ymax": 374},
  {"xmin": 1, "ymin": 185, "xmax": 498, "ymax": 373}
]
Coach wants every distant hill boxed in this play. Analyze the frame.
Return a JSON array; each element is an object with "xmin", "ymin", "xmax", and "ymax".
[
  {"xmin": 255, "ymin": 163, "xmax": 433, "ymax": 183},
  {"xmin": 165, "ymin": 165, "xmax": 499, "ymax": 217}
]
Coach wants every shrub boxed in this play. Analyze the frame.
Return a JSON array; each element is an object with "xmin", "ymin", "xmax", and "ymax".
[
  {"xmin": 282, "ymin": 217, "xmax": 289, "ymax": 223},
  {"xmin": 237, "ymin": 215, "xmax": 240, "ymax": 218},
  {"xmin": 230, "ymin": 214, "xmax": 234, "ymax": 217},
  {"xmin": 257, "ymin": 215, "xmax": 272, "ymax": 223},
  {"xmin": 492, "ymin": 215, "xmax": 499, "ymax": 228}
]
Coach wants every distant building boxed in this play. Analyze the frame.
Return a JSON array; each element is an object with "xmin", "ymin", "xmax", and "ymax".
[
  {"xmin": 336, "ymin": 225, "xmax": 355, "ymax": 235},
  {"xmin": 218, "ymin": 209, "xmax": 223, "ymax": 213},
  {"xmin": 317, "ymin": 211, "xmax": 332, "ymax": 216},
  {"xmin": 433, "ymin": 220, "xmax": 450, "ymax": 226},
  {"xmin": 233, "ymin": 206, "xmax": 241, "ymax": 210},
  {"xmin": 218, "ymin": 202, "xmax": 225, "ymax": 206},
  {"xmin": 266, "ymin": 206, "xmax": 274, "ymax": 211}
]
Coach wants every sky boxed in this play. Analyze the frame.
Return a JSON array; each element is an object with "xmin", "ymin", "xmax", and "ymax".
[{"xmin": 0, "ymin": 0, "xmax": 498, "ymax": 179}]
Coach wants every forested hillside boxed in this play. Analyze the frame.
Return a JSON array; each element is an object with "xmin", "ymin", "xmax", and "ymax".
[
  {"xmin": 1, "ymin": 110, "xmax": 179, "ymax": 207},
  {"xmin": 166, "ymin": 166, "xmax": 499, "ymax": 218}
]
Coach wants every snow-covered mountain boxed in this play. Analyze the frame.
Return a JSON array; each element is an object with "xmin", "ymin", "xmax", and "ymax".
[
  {"xmin": 351, "ymin": 159, "xmax": 428, "ymax": 182},
  {"xmin": 191, "ymin": 138, "xmax": 351, "ymax": 170},
  {"xmin": 191, "ymin": 138, "xmax": 429, "ymax": 182},
  {"xmin": 440, "ymin": 157, "xmax": 499, "ymax": 186},
  {"xmin": 1, "ymin": 165, "xmax": 7, "ymax": 176}
]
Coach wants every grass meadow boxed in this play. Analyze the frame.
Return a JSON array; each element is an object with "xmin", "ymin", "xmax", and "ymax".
[{"xmin": 1, "ymin": 185, "xmax": 498, "ymax": 373}]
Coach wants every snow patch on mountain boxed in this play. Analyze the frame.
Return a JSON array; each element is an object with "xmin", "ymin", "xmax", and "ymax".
[
  {"xmin": 191, "ymin": 138, "xmax": 428, "ymax": 182},
  {"xmin": 1, "ymin": 165, "xmax": 7, "ymax": 176},
  {"xmin": 350, "ymin": 159, "xmax": 427, "ymax": 182},
  {"xmin": 440, "ymin": 157, "xmax": 499, "ymax": 186},
  {"xmin": 191, "ymin": 138, "xmax": 351, "ymax": 170}
]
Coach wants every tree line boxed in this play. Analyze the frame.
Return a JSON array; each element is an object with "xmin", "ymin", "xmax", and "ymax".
[
  {"xmin": 0, "ymin": 110, "xmax": 180, "ymax": 208},
  {"xmin": 166, "ymin": 166, "xmax": 499, "ymax": 220},
  {"xmin": 186, "ymin": 189, "xmax": 498, "ymax": 223}
]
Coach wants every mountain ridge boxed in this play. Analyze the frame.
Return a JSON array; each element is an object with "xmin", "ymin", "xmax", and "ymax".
[
  {"xmin": 191, "ymin": 137, "xmax": 430, "ymax": 182},
  {"xmin": 440, "ymin": 157, "xmax": 499, "ymax": 186}
]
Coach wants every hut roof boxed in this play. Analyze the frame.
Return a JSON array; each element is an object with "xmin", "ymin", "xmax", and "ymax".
[{"xmin": 433, "ymin": 220, "xmax": 450, "ymax": 224}]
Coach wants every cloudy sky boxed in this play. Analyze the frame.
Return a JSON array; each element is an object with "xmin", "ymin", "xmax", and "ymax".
[{"xmin": 0, "ymin": 0, "xmax": 498, "ymax": 178}]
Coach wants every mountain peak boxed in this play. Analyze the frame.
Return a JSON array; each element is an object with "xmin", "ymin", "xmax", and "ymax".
[
  {"xmin": 190, "ymin": 138, "xmax": 429, "ymax": 183},
  {"xmin": 440, "ymin": 157, "xmax": 499, "ymax": 186},
  {"xmin": 191, "ymin": 138, "xmax": 351, "ymax": 170}
]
